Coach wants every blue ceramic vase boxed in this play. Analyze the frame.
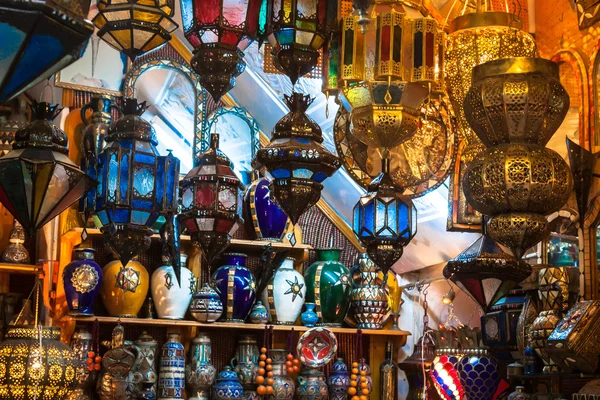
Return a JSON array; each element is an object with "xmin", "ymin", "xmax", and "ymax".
[
  {"xmin": 457, "ymin": 350, "xmax": 500, "ymax": 400},
  {"xmin": 244, "ymin": 174, "xmax": 289, "ymax": 241},
  {"xmin": 301, "ymin": 303, "xmax": 318, "ymax": 327},
  {"xmin": 190, "ymin": 283, "xmax": 223, "ymax": 323},
  {"xmin": 213, "ymin": 367, "xmax": 244, "ymax": 399},
  {"xmin": 158, "ymin": 333, "xmax": 186, "ymax": 399},
  {"xmin": 328, "ymin": 358, "xmax": 350, "ymax": 400},
  {"xmin": 296, "ymin": 368, "xmax": 328, "ymax": 400},
  {"xmin": 211, "ymin": 253, "xmax": 256, "ymax": 323},
  {"xmin": 63, "ymin": 247, "xmax": 103, "ymax": 316},
  {"xmin": 250, "ymin": 301, "xmax": 269, "ymax": 324}
]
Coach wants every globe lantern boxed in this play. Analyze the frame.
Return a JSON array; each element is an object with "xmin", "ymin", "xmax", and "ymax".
[
  {"xmin": 179, "ymin": 0, "xmax": 262, "ymax": 100},
  {"xmin": 178, "ymin": 133, "xmax": 244, "ymax": 264},
  {"xmin": 92, "ymin": 0, "xmax": 178, "ymax": 61},
  {"xmin": 0, "ymin": 102, "xmax": 96, "ymax": 235},
  {"xmin": 0, "ymin": 0, "xmax": 93, "ymax": 103},
  {"xmin": 94, "ymin": 98, "xmax": 180, "ymax": 267},
  {"xmin": 254, "ymin": 93, "xmax": 340, "ymax": 225}
]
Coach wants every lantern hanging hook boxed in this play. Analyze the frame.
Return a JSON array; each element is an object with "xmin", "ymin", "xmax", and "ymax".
[{"xmin": 39, "ymin": 79, "xmax": 54, "ymax": 103}]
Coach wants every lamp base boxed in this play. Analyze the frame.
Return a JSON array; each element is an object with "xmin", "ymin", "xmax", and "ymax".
[
  {"xmin": 191, "ymin": 45, "xmax": 245, "ymax": 101},
  {"xmin": 269, "ymin": 178, "xmax": 323, "ymax": 226},
  {"xmin": 272, "ymin": 45, "xmax": 319, "ymax": 85}
]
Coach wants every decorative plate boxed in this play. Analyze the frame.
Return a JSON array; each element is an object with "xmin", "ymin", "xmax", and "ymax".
[{"xmin": 297, "ymin": 327, "xmax": 338, "ymax": 368}]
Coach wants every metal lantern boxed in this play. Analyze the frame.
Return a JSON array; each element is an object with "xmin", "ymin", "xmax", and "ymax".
[
  {"xmin": 0, "ymin": 102, "xmax": 96, "ymax": 235},
  {"xmin": 94, "ymin": 98, "xmax": 180, "ymax": 267},
  {"xmin": 254, "ymin": 93, "xmax": 340, "ymax": 225},
  {"xmin": 92, "ymin": 0, "xmax": 178, "ymax": 61},
  {"xmin": 352, "ymin": 158, "xmax": 417, "ymax": 275},
  {"xmin": 179, "ymin": 0, "xmax": 262, "ymax": 101},
  {"xmin": 178, "ymin": 133, "xmax": 244, "ymax": 264},
  {"xmin": 0, "ymin": 0, "xmax": 93, "ymax": 103}
]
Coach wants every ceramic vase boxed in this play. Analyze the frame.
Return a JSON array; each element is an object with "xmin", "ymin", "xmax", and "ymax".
[
  {"xmin": 243, "ymin": 173, "xmax": 289, "ymax": 241},
  {"xmin": 63, "ymin": 247, "xmax": 103, "ymax": 316},
  {"xmin": 457, "ymin": 350, "xmax": 500, "ymax": 400},
  {"xmin": 211, "ymin": 253, "xmax": 256, "ymax": 322},
  {"xmin": 250, "ymin": 301, "xmax": 269, "ymax": 324},
  {"xmin": 301, "ymin": 303, "xmax": 318, "ymax": 327},
  {"xmin": 349, "ymin": 253, "xmax": 388, "ymax": 329},
  {"xmin": 190, "ymin": 283, "xmax": 223, "ymax": 323},
  {"xmin": 125, "ymin": 340, "xmax": 145, "ymax": 399},
  {"xmin": 101, "ymin": 258, "xmax": 149, "ymax": 318},
  {"xmin": 231, "ymin": 335, "xmax": 259, "ymax": 398},
  {"xmin": 296, "ymin": 367, "xmax": 328, "ymax": 400},
  {"xmin": 66, "ymin": 328, "xmax": 93, "ymax": 400},
  {"xmin": 158, "ymin": 333, "xmax": 186, "ymax": 399},
  {"xmin": 508, "ymin": 386, "xmax": 531, "ymax": 400},
  {"xmin": 261, "ymin": 257, "xmax": 306, "ymax": 325},
  {"xmin": 151, "ymin": 258, "xmax": 195, "ymax": 319},
  {"xmin": 213, "ymin": 367, "xmax": 244, "ymax": 399},
  {"xmin": 269, "ymin": 349, "xmax": 295, "ymax": 399},
  {"xmin": 304, "ymin": 249, "xmax": 352, "ymax": 327},
  {"xmin": 135, "ymin": 331, "xmax": 159, "ymax": 399},
  {"xmin": 328, "ymin": 358, "xmax": 350, "ymax": 400},
  {"xmin": 186, "ymin": 332, "xmax": 216, "ymax": 400}
]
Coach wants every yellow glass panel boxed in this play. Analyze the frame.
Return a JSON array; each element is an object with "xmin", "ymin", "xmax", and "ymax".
[
  {"xmin": 133, "ymin": 9, "xmax": 161, "ymax": 23},
  {"xmin": 142, "ymin": 34, "xmax": 167, "ymax": 52},
  {"xmin": 33, "ymin": 164, "xmax": 54, "ymax": 219},
  {"xmin": 102, "ymin": 32, "xmax": 124, "ymax": 50},
  {"xmin": 104, "ymin": 9, "xmax": 132, "ymax": 21},
  {"xmin": 92, "ymin": 13, "xmax": 108, "ymax": 29},
  {"xmin": 111, "ymin": 29, "xmax": 132, "ymax": 49},
  {"xmin": 311, "ymin": 34, "xmax": 324, "ymax": 49},
  {"xmin": 133, "ymin": 29, "xmax": 154, "ymax": 49}
]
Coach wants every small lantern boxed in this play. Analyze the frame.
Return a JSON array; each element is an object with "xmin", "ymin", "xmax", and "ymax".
[
  {"xmin": 411, "ymin": 15, "xmax": 444, "ymax": 90},
  {"xmin": 178, "ymin": 133, "xmax": 244, "ymax": 264},
  {"xmin": 375, "ymin": 10, "xmax": 410, "ymax": 81},
  {"xmin": 92, "ymin": 0, "xmax": 178, "ymax": 61},
  {"xmin": 94, "ymin": 98, "xmax": 180, "ymax": 266},
  {"xmin": 0, "ymin": 102, "xmax": 96, "ymax": 235},
  {"xmin": 340, "ymin": 16, "xmax": 366, "ymax": 84},
  {"xmin": 179, "ymin": 0, "xmax": 263, "ymax": 101}
]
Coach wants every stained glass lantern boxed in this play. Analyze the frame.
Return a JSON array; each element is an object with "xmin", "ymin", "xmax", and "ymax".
[
  {"xmin": 254, "ymin": 93, "xmax": 340, "ymax": 225},
  {"xmin": 94, "ymin": 98, "xmax": 180, "ymax": 267},
  {"xmin": 179, "ymin": 0, "xmax": 262, "ymax": 101},
  {"xmin": 0, "ymin": 0, "xmax": 93, "ymax": 103},
  {"xmin": 352, "ymin": 158, "xmax": 417, "ymax": 275},
  {"xmin": 178, "ymin": 133, "xmax": 244, "ymax": 264},
  {"xmin": 443, "ymin": 235, "xmax": 531, "ymax": 313},
  {"xmin": 0, "ymin": 102, "xmax": 96, "ymax": 235},
  {"xmin": 92, "ymin": 0, "xmax": 178, "ymax": 61}
]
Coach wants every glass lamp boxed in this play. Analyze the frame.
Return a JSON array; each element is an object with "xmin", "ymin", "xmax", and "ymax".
[
  {"xmin": 180, "ymin": 0, "xmax": 262, "ymax": 101},
  {"xmin": 0, "ymin": 0, "xmax": 93, "ymax": 103},
  {"xmin": 94, "ymin": 98, "xmax": 180, "ymax": 267},
  {"xmin": 0, "ymin": 102, "xmax": 96, "ymax": 235},
  {"xmin": 178, "ymin": 133, "xmax": 244, "ymax": 264},
  {"xmin": 92, "ymin": 0, "xmax": 178, "ymax": 61}
]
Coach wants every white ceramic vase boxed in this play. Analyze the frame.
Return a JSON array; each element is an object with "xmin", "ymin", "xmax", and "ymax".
[
  {"xmin": 151, "ymin": 259, "xmax": 195, "ymax": 320},
  {"xmin": 261, "ymin": 257, "xmax": 306, "ymax": 325}
]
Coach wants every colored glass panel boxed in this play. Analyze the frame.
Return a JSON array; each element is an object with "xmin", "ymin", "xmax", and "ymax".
[
  {"xmin": 343, "ymin": 25, "xmax": 354, "ymax": 66},
  {"xmin": 133, "ymin": 166, "xmax": 154, "ymax": 197},
  {"xmin": 222, "ymin": 0, "xmax": 248, "ymax": 27},
  {"xmin": 0, "ymin": 24, "xmax": 26, "ymax": 84},
  {"xmin": 166, "ymin": 160, "xmax": 176, "ymax": 207},
  {"xmin": 392, "ymin": 22, "xmax": 402, "ymax": 63},
  {"xmin": 132, "ymin": 198, "xmax": 153, "ymax": 210},
  {"xmin": 119, "ymin": 151, "xmax": 129, "ymax": 203},
  {"xmin": 196, "ymin": 183, "xmax": 216, "ymax": 207},
  {"xmin": 413, "ymin": 31, "xmax": 423, "ymax": 68},
  {"xmin": 196, "ymin": 0, "xmax": 220, "ymax": 25},
  {"xmin": 180, "ymin": 0, "xmax": 194, "ymax": 31},
  {"xmin": 38, "ymin": 164, "xmax": 69, "ymax": 223},
  {"xmin": 426, "ymin": 31, "xmax": 434, "ymax": 67},
  {"xmin": 134, "ymin": 152, "xmax": 155, "ymax": 164},
  {"xmin": 380, "ymin": 24, "xmax": 390, "ymax": 62},
  {"xmin": 108, "ymin": 152, "xmax": 118, "ymax": 200},
  {"xmin": 131, "ymin": 210, "xmax": 150, "ymax": 225}
]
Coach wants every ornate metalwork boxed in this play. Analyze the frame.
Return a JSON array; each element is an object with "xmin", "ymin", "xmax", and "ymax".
[
  {"xmin": 1, "ymin": 220, "xmax": 29, "ymax": 264},
  {"xmin": 486, "ymin": 213, "xmax": 549, "ymax": 260},
  {"xmin": 71, "ymin": 264, "xmax": 100, "ymax": 294}
]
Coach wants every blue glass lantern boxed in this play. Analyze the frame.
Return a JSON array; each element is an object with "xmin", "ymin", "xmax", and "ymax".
[
  {"xmin": 352, "ymin": 158, "xmax": 416, "ymax": 275},
  {"xmin": 94, "ymin": 98, "xmax": 179, "ymax": 266}
]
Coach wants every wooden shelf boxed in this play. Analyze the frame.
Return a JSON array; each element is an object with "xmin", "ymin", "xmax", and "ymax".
[
  {"xmin": 62, "ymin": 315, "xmax": 411, "ymax": 337},
  {"xmin": 0, "ymin": 262, "xmax": 37, "ymax": 274}
]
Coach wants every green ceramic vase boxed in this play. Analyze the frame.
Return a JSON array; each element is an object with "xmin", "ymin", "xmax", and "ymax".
[{"xmin": 304, "ymin": 249, "xmax": 352, "ymax": 327}]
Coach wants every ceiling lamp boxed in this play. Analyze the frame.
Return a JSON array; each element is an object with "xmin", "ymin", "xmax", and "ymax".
[
  {"xmin": 0, "ymin": 0, "xmax": 93, "ymax": 103},
  {"xmin": 462, "ymin": 57, "xmax": 573, "ymax": 259},
  {"xmin": 92, "ymin": 0, "xmax": 178, "ymax": 61},
  {"xmin": 0, "ymin": 102, "xmax": 95, "ymax": 235},
  {"xmin": 94, "ymin": 98, "xmax": 180, "ymax": 267},
  {"xmin": 443, "ymin": 234, "xmax": 531, "ymax": 313},
  {"xmin": 179, "ymin": 0, "xmax": 262, "ymax": 101},
  {"xmin": 178, "ymin": 133, "xmax": 244, "ymax": 264},
  {"xmin": 255, "ymin": 93, "xmax": 340, "ymax": 225},
  {"xmin": 445, "ymin": 10, "xmax": 538, "ymax": 159}
]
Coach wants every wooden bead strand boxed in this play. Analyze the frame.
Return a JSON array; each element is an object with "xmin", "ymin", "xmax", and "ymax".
[
  {"xmin": 256, "ymin": 326, "xmax": 274, "ymax": 395},
  {"xmin": 348, "ymin": 329, "xmax": 369, "ymax": 400},
  {"xmin": 285, "ymin": 328, "xmax": 300, "ymax": 375},
  {"xmin": 86, "ymin": 319, "xmax": 102, "ymax": 372}
]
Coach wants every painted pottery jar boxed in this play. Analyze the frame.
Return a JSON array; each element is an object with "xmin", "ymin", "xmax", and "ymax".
[
  {"xmin": 328, "ymin": 358, "xmax": 350, "ymax": 400},
  {"xmin": 151, "ymin": 258, "xmax": 195, "ymax": 319},
  {"xmin": 186, "ymin": 332, "xmax": 216, "ymax": 400},
  {"xmin": 244, "ymin": 173, "xmax": 290, "ymax": 241},
  {"xmin": 66, "ymin": 328, "xmax": 93, "ymax": 400},
  {"xmin": 125, "ymin": 340, "xmax": 145, "ymax": 399},
  {"xmin": 269, "ymin": 349, "xmax": 295, "ymax": 399},
  {"xmin": 261, "ymin": 257, "xmax": 306, "ymax": 325},
  {"xmin": 250, "ymin": 301, "xmax": 269, "ymax": 324},
  {"xmin": 296, "ymin": 368, "xmax": 328, "ymax": 400},
  {"xmin": 101, "ymin": 257, "xmax": 149, "ymax": 317},
  {"xmin": 63, "ymin": 247, "xmax": 103, "ymax": 316},
  {"xmin": 211, "ymin": 253, "xmax": 256, "ymax": 322},
  {"xmin": 304, "ymin": 249, "xmax": 352, "ymax": 327},
  {"xmin": 190, "ymin": 283, "xmax": 223, "ymax": 323},
  {"xmin": 457, "ymin": 350, "xmax": 500, "ymax": 400},
  {"xmin": 349, "ymin": 253, "xmax": 388, "ymax": 329},
  {"xmin": 158, "ymin": 333, "xmax": 186, "ymax": 399},
  {"xmin": 97, "ymin": 325, "xmax": 139, "ymax": 400},
  {"xmin": 231, "ymin": 335, "xmax": 259, "ymax": 397},
  {"xmin": 135, "ymin": 331, "xmax": 159, "ymax": 399},
  {"xmin": 301, "ymin": 303, "xmax": 318, "ymax": 327},
  {"xmin": 213, "ymin": 367, "xmax": 244, "ymax": 400},
  {"xmin": 508, "ymin": 386, "xmax": 531, "ymax": 400}
]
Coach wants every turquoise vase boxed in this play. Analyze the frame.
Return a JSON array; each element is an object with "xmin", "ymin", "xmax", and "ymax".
[{"xmin": 301, "ymin": 303, "xmax": 318, "ymax": 327}]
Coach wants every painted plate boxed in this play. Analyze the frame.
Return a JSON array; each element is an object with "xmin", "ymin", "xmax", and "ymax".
[{"xmin": 297, "ymin": 327, "xmax": 338, "ymax": 368}]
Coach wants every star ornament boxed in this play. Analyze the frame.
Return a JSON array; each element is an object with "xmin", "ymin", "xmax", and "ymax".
[
  {"xmin": 332, "ymin": 271, "xmax": 351, "ymax": 290},
  {"xmin": 284, "ymin": 276, "xmax": 304, "ymax": 302}
]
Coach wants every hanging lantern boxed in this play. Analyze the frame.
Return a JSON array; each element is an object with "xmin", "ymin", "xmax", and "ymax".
[
  {"xmin": 178, "ymin": 133, "xmax": 244, "ymax": 264},
  {"xmin": 430, "ymin": 329, "xmax": 464, "ymax": 400},
  {"xmin": 443, "ymin": 235, "xmax": 531, "ymax": 313},
  {"xmin": 0, "ymin": 0, "xmax": 93, "ymax": 103},
  {"xmin": 352, "ymin": 158, "xmax": 417, "ymax": 275},
  {"xmin": 0, "ymin": 102, "xmax": 96, "ymax": 235},
  {"xmin": 94, "ymin": 98, "xmax": 180, "ymax": 267},
  {"xmin": 254, "ymin": 93, "xmax": 340, "ymax": 225},
  {"xmin": 179, "ymin": 0, "xmax": 262, "ymax": 101},
  {"xmin": 92, "ymin": 0, "xmax": 178, "ymax": 61}
]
